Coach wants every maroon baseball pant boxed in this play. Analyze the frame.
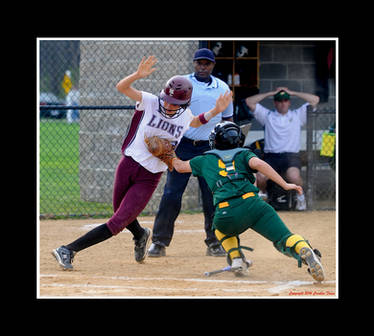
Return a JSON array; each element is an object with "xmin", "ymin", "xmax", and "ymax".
[{"xmin": 106, "ymin": 155, "xmax": 162, "ymax": 235}]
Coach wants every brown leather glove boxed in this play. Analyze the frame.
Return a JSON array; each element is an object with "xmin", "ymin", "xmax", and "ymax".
[{"xmin": 144, "ymin": 136, "xmax": 176, "ymax": 171}]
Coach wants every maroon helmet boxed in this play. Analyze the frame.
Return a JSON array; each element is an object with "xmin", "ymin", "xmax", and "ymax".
[{"xmin": 158, "ymin": 76, "xmax": 193, "ymax": 119}]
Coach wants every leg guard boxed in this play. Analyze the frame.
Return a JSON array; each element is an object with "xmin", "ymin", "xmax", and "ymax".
[
  {"xmin": 215, "ymin": 229, "xmax": 240, "ymax": 261},
  {"xmin": 273, "ymin": 234, "xmax": 310, "ymax": 267},
  {"xmin": 215, "ymin": 230, "xmax": 253, "ymax": 265}
]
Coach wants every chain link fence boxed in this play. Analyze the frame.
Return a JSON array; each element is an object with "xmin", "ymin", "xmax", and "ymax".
[
  {"xmin": 39, "ymin": 39, "xmax": 203, "ymax": 218},
  {"xmin": 305, "ymin": 106, "xmax": 336, "ymax": 210},
  {"xmin": 39, "ymin": 39, "xmax": 336, "ymax": 219}
]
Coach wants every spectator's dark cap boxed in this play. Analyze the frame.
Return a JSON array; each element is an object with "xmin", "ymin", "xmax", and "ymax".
[
  {"xmin": 193, "ymin": 48, "xmax": 215, "ymax": 63},
  {"xmin": 274, "ymin": 90, "xmax": 290, "ymax": 101}
]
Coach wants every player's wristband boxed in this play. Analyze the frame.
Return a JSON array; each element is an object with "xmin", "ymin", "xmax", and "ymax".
[{"xmin": 198, "ymin": 113, "xmax": 208, "ymax": 124}]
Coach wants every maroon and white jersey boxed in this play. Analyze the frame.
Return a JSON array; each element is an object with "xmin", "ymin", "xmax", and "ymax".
[{"xmin": 122, "ymin": 91, "xmax": 194, "ymax": 173}]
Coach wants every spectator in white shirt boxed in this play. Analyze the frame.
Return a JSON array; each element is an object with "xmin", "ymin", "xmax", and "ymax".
[{"xmin": 245, "ymin": 87, "xmax": 319, "ymax": 210}]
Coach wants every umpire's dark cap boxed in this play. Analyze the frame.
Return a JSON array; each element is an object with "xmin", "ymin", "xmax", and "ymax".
[{"xmin": 193, "ymin": 48, "xmax": 215, "ymax": 63}]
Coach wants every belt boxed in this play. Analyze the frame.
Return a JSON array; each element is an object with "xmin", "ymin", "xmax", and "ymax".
[
  {"xmin": 183, "ymin": 137, "xmax": 209, "ymax": 146},
  {"xmin": 218, "ymin": 192, "xmax": 255, "ymax": 209}
]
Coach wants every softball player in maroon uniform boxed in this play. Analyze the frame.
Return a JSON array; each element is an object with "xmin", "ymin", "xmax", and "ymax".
[{"xmin": 52, "ymin": 56, "xmax": 232, "ymax": 270}]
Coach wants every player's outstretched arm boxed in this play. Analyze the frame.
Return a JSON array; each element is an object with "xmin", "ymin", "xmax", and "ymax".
[
  {"xmin": 248, "ymin": 157, "xmax": 303, "ymax": 195},
  {"xmin": 116, "ymin": 56, "xmax": 157, "ymax": 102},
  {"xmin": 190, "ymin": 90, "xmax": 233, "ymax": 128},
  {"xmin": 172, "ymin": 157, "xmax": 192, "ymax": 173}
]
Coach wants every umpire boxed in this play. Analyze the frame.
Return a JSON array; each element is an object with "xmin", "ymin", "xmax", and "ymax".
[{"xmin": 148, "ymin": 48, "xmax": 233, "ymax": 257}]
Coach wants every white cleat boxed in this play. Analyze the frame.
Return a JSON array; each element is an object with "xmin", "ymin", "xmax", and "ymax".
[
  {"xmin": 299, "ymin": 247, "xmax": 325, "ymax": 282},
  {"xmin": 231, "ymin": 257, "xmax": 252, "ymax": 277}
]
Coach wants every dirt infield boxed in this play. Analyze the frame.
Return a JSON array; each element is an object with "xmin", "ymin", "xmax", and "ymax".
[{"xmin": 38, "ymin": 211, "xmax": 337, "ymax": 298}]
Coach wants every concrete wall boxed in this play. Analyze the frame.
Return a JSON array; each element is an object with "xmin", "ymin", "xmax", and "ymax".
[
  {"xmin": 257, "ymin": 41, "xmax": 335, "ymax": 113},
  {"xmin": 246, "ymin": 40, "xmax": 336, "ymax": 147}
]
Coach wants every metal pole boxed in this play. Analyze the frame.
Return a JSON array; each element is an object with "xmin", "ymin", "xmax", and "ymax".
[{"xmin": 306, "ymin": 105, "xmax": 315, "ymax": 210}]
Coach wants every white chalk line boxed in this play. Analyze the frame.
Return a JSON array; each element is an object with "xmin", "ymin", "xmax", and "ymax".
[
  {"xmin": 267, "ymin": 281, "xmax": 317, "ymax": 294},
  {"xmin": 40, "ymin": 282, "xmax": 260, "ymax": 294},
  {"xmin": 40, "ymin": 273, "xmax": 266, "ymax": 285},
  {"xmin": 40, "ymin": 273, "xmax": 336, "ymax": 295},
  {"xmin": 80, "ymin": 222, "xmax": 204, "ymax": 234}
]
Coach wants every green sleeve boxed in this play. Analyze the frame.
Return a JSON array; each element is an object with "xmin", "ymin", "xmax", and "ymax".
[
  {"xmin": 189, "ymin": 155, "xmax": 205, "ymax": 177},
  {"xmin": 242, "ymin": 150, "xmax": 258, "ymax": 173}
]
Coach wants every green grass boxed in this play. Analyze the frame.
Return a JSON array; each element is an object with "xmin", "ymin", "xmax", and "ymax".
[{"xmin": 39, "ymin": 119, "xmax": 113, "ymax": 218}]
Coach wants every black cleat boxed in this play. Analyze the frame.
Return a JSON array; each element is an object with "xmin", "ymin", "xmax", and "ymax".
[
  {"xmin": 52, "ymin": 246, "xmax": 75, "ymax": 270},
  {"xmin": 206, "ymin": 243, "xmax": 226, "ymax": 257},
  {"xmin": 148, "ymin": 243, "xmax": 166, "ymax": 257},
  {"xmin": 133, "ymin": 227, "xmax": 152, "ymax": 263}
]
